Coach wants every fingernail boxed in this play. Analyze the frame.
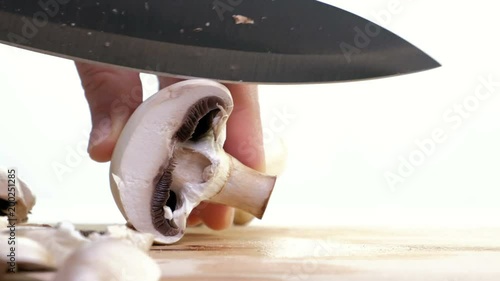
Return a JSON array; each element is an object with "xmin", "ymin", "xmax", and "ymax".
[{"xmin": 88, "ymin": 117, "xmax": 112, "ymax": 152}]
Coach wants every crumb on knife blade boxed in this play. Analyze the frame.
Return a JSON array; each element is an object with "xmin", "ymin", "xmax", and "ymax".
[{"xmin": 233, "ymin": 15, "xmax": 255, "ymax": 25}]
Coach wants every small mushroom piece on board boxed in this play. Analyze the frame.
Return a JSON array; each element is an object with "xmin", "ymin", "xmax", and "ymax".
[
  {"xmin": 110, "ymin": 79, "xmax": 276, "ymax": 244},
  {"xmin": 53, "ymin": 239, "xmax": 161, "ymax": 281},
  {"xmin": 88, "ymin": 224, "xmax": 155, "ymax": 252},
  {"xmin": 12, "ymin": 222, "xmax": 89, "ymax": 267},
  {"xmin": 0, "ymin": 168, "xmax": 36, "ymax": 223},
  {"xmin": 0, "ymin": 235, "xmax": 56, "ymax": 272},
  {"xmin": 5, "ymin": 222, "xmax": 156, "ymax": 268},
  {"xmin": 0, "ymin": 216, "xmax": 7, "ymax": 228}
]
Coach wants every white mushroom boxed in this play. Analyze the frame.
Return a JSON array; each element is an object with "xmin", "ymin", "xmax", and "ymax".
[
  {"xmin": 0, "ymin": 221, "xmax": 156, "ymax": 277},
  {"xmin": 110, "ymin": 79, "xmax": 276, "ymax": 244},
  {"xmin": 0, "ymin": 168, "xmax": 36, "ymax": 223},
  {"xmin": 88, "ymin": 224, "xmax": 155, "ymax": 252},
  {"xmin": 11, "ymin": 222, "xmax": 90, "ymax": 266},
  {"xmin": 53, "ymin": 239, "xmax": 161, "ymax": 281},
  {"xmin": 0, "ymin": 234, "xmax": 56, "ymax": 273},
  {"xmin": 0, "ymin": 216, "xmax": 7, "ymax": 228}
]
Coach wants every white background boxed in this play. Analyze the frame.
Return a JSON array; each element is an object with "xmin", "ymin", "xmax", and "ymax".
[{"xmin": 1, "ymin": 0, "xmax": 499, "ymax": 227}]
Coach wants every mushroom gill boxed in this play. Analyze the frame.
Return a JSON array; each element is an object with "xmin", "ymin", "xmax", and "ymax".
[
  {"xmin": 150, "ymin": 96, "xmax": 226, "ymax": 237},
  {"xmin": 175, "ymin": 96, "xmax": 225, "ymax": 142}
]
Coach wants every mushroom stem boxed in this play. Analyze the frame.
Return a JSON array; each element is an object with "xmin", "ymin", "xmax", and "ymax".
[{"xmin": 209, "ymin": 154, "xmax": 276, "ymax": 219}]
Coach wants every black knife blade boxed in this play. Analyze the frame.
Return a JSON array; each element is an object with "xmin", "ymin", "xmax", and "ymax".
[{"xmin": 0, "ymin": 0, "xmax": 440, "ymax": 83}]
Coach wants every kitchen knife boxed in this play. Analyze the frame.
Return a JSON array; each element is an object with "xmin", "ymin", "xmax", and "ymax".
[{"xmin": 0, "ymin": 0, "xmax": 440, "ymax": 83}]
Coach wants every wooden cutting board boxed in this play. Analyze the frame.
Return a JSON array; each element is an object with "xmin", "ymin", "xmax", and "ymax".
[{"xmin": 8, "ymin": 226, "xmax": 500, "ymax": 281}]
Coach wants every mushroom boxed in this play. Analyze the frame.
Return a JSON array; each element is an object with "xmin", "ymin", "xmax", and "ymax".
[
  {"xmin": 0, "ymin": 221, "xmax": 156, "ymax": 276},
  {"xmin": 0, "ymin": 234, "xmax": 56, "ymax": 272},
  {"xmin": 110, "ymin": 79, "xmax": 276, "ymax": 244},
  {"xmin": 0, "ymin": 168, "xmax": 36, "ymax": 223},
  {"xmin": 0, "ymin": 216, "xmax": 7, "ymax": 229},
  {"xmin": 10, "ymin": 222, "xmax": 90, "ymax": 266},
  {"xmin": 53, "ymin": 239, "xmax": 161, "ymax": 281},
  {"xmin": 88, "ymin": 224, "xmax": 155, "ymax": 252}
]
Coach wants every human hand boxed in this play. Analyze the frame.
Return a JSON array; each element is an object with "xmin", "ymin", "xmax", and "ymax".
[{"xmin": 75, "ymin": 62, "xmax": 266, "ymax": 230}]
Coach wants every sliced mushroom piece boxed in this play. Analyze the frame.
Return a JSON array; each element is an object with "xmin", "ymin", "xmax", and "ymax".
[
  {"xmin": 4, "ymin": 222, "xmax": 156, "ymax": 270},
  {"xmin": 0, "ymin": 168, "xmax": 36, "ymax": 223},
  {"xmin": 53, "ymin": 239, "xmax": 161, "ymax": 281},
  {"xmin": 88, "ymin": 224, "xmax": 155, "ymax": 252},
  {"xmin": 110, "ymin": 79, "xmax": 276, "ymax": 244},
  {"xmin": 12, "ymin": 222, "xmax": 90, "ymax": 267},
  {"xmin": 0, "ymin": 221, "xmax": 158, "ymax": 277},
  {"xmin": 0, "ymin": 234, "xmax": 56, "ymax": 272},
  {"xmin": 0, "ymin": 216, "xmax": 7, "ymax": 229}
]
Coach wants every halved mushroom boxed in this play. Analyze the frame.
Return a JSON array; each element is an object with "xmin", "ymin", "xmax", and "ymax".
[
  {"xmin": 110, "ymin": 79, "xmax": 276, "ymax": 244},
  {"xmin": 0, "ymin": 168, "xmax": 36, "ymax": 223},
  {"xmin": 53, "ymin": 239, "xmax": 161, "ymax": 281}
]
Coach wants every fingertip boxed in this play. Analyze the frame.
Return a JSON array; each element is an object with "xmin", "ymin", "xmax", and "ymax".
[
  {"xmin": 222, "ymin": 83, "xmax": 266, "ymax": 171},
  {"xmin": 87, "ymin": 137, "xmax": 115, "ymax": 162},
  {"xmin": 87, "ymin": 113, "xmax": 131, "ymax": 162},
  {"xmin": 200, "ymin": 204, "xmax": 235, "ymax": 231},
  {"xmin": 75, "ymin": 63, "xmax": 143, "ymax": 163},
  {"xmin": 187, "ymin": 214, "xmax": 203, "ymax": 227}
]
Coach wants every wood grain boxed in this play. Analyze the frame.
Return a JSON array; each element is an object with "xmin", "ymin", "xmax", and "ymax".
[{"xmin": 7, "ymin": 226, "xmax": 500, "ymax": 281}]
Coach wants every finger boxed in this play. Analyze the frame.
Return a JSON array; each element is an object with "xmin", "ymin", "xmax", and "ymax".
[
  {"xmin": 197, "ymin": 203, "xmax": 235, "ymax": 230},
  {"xmin": 75, "ymin": 62, "xmax": 143, "ymax": 162},
  {"xmin": 223, "ymin": 84, "xmax": 266, "ymax": 171},
  {"xmin": 186, "ymin": 213, "xmax": 203, "ymax": 227},
  {"xmin": 223, "ymin": 84, "xmax": 266, "ymax": 225},
  {"xmin": 186, "ymin": 201, "xmax": 207, "ymax": 227},
  {"xmin": 158, "ymin": 76, "xmax": 183, "ymax": 89},
  {"xmin": 187, "ymin": 201, "xmax": 235, "ymax": 230}
]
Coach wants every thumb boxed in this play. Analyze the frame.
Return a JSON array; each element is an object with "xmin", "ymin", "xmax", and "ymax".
[{"xmin": 75, "ymin": 62, "xmax": 143, "ymax": 162}]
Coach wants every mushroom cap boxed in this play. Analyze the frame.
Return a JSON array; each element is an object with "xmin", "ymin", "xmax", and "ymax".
[
  {"xmin": 0, "ymin": 168, "xmax": 36, "ymax": 223},
  {"xmin": 110, "ymin": 79, "xmax": 233, "ymax": 244}
]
